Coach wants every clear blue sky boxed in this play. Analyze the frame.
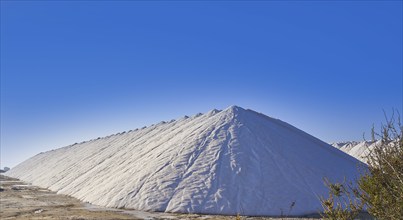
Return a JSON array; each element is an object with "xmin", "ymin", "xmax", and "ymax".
[{"xmin": 1, "ymin": 1, "xmax": 402, "ymax": 168}]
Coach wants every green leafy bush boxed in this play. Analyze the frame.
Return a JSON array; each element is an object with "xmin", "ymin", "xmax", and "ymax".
[{"xmin": 321, "ymin": 111, "xmax": 403, "ymax": 220}]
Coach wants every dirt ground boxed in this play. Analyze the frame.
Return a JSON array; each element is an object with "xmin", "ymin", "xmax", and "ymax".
[{"xmin": 0, "ymin": 174, "xmax": 322, "ymax": 220}]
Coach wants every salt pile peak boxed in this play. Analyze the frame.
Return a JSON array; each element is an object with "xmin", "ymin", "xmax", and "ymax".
[{"xmin": 7, "ymin": 105, "xmax": 364, "ymax": 216}]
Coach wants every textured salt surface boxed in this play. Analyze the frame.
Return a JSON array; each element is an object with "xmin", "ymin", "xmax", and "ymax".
[{"xmin": 7, "ymin": 106, "xmax": 364, "ymax": 216}]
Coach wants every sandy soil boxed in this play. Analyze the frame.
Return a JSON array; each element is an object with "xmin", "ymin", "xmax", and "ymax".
[{"xmin": 0, "ymin": 174, "xmax": 321, "ymax": 220}]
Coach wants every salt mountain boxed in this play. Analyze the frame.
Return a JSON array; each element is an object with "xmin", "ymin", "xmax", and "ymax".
[{"xmin": 7, "ymin": 106, "xmax": 364, "ymax": 216}]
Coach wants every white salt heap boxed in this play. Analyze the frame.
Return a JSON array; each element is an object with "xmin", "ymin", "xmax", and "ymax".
[
  {"xmin": 331, "ymin": 140, "xmax": 383, "ymax": 163},
  {"xmin": 7, "ymin": 105, "xmax": 364, "ymax": 216}
]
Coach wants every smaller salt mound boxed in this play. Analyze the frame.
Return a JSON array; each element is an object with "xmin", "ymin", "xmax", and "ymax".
[{"xmin": 331, "ymin": 140, "xmax": 383, "ymax": 163}]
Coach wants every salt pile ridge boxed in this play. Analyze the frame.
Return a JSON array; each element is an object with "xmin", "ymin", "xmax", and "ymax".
[{"xmin": 7, "ymin": 106, "xmax": 364, "ymax": 216}]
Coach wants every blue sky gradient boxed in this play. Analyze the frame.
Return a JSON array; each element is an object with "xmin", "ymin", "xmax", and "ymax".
[{"xmin": 1, "ymin": 1, "xmax": 402, "ymax": 168}]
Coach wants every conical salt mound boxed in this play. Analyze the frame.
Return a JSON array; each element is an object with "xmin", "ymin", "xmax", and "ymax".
[{"xmin": 6, "ymin": 106, "xmax": 364, "ymax": 216}]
